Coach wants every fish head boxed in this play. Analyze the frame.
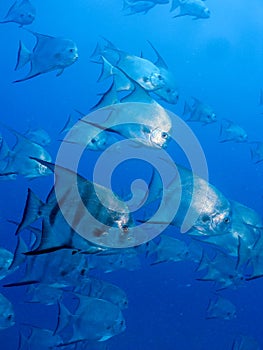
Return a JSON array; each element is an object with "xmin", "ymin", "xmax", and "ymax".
[
  {"xmin": 155, "ymin": 86, "xmax": 179, "ymax": 104},
  {"xmin": 149, "ymin": 71, "xmax": 166, "ymax": 90},
  {"xmin": 0, "ymin": 308, "xmax": 15, "ymax": 329},
  {"xmin": 87, "ymin": 132, "xmax": 108, "ymax": 151},
  {"xmin": 202, "ymin": 108, "xmax": 216, "ymax": 124},
  {"xmin": 237, "ymin": 132, "xmax": 248, "ymax": 143},
  {"xmin": 54, "ymin": 39, "xmax": 78, "ymax": 68},
  {"xmin": 191, "ymin": 180, "xmax": 232, "ymax": 235},
  {"xmin": 201, "ymin": 7, "xmax": 211, "ymax": 18},
  {"xmin": 149, "ymin": 128, "xmax": 170, "ymax": 148}
]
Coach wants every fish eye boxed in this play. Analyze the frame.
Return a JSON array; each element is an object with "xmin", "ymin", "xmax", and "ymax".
[
  {"xmin": 166, "ymin": 88, "xmax": 171, "ymax": 93},
  {"xmin": 69, "ymin": 48, "xmax": 74, "ymax": 53},
  {"xmin": 201, "ymin": 214, "xmax": 210, "ymax": 223},
  {"xmin": 158, "ymin": 74, "xmax": 163, "ymax": 80},
  {"xmin": 7, "ymin": 315, "xmax": 13, "ymax": 321},
  {"xmin": 161, "ymin": 132, "xmax": 168, "ymax": 139},
  {"xmin": 122, "ymin": 225, "xmax": 129, "ymax": 233},
  {"xmin": 143, "ymin": 77, "xmax": 149, "ymax": 82},
  {"xmin": 223, "ymin": 217, "xmax": 230, "ymax": 224}
]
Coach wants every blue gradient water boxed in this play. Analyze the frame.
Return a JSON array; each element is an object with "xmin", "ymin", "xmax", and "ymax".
[{"xmin": 0, "ymin": 0, "xmax": 263, "ymax": 349}]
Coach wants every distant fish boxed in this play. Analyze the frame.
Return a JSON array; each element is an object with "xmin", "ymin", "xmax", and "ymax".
[
  {"xmin": 0, "ymin": 0, "xmax": 35, "ymax": 27},
  {"xmin": 56, "ymin": 297, "xmax": 126, "ymax": 343},
  {"xmin": 219, "ymin": 119, "xmax": 248, "ymax": 143},
  {"xmin": 232, "ymin": 335, "xmax": 260, "ymax": 350},
  {"xmin": 19, "ymin": 326, "xmax": 62, "ymax": 349},
  {"xmin": 25, "ymin": 283, "xmax": 63, "ymax": 305},
  {"xmin": 0, "ymin": 124, "xmax": 52, "ymax": 179},
  {"xmin": 171, "ymin": 0, "xmax": 210, "ymax": 20},
  {"xmin": 14, "ymin": 30, "xmax": 78, "ymax": 83},
  {"xmin": 123, "ymin": 0, "xmax": 156, "ymax": 15},
  {"xmin": 149, "ymin": 235, "xmax": 189, "ymax": 264},
  {"xmin": 24, "ymin": 128, "xmax": 51, "ymax": 146},
  {"xmin": 0, "ymin": 247, "xmax": 15, "ymax": 280},
  {"xmin": 250, "ymin": 141, "xmax": 263, "ymax": 164},
  {"xmin": 183, "ymin": 97, "xmax": 216, "ymax": 125},
  {"xmin": 0, "ymin": 293, "xmax": 15, "ymax": 330},
  {"xmin": 74, "ymin": 277, "xmax": 128, "ymax": 309},
  {"xmin": 206, "ymin": 295, "xmax": 236, "ymax": 320}
]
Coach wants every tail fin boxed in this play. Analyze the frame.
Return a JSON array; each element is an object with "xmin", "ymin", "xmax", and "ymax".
[
  {"xmin": 16, "ymin": 189, "xmax": 45, "ymax": 234},
  {"xmin": 54, "ymin": 303, "xmax": 73, "ymax": 335},
  {"xmin": 15, "ymin": 41, "xmax": 31, "ymax": 70}
]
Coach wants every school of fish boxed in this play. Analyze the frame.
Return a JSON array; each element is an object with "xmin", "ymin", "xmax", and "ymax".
[{"xmin": 0, "ymin": 0, "xmax": 262, "ymax": 349}]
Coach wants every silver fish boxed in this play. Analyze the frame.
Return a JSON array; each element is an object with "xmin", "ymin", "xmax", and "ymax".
[
  {"xmin": 183, "ymin": 97, "xmax": 216, "ymax": 125},
  {"xmin": 56, "ymin": 297, "xmax": 126, "ymax": 343},
  {"xmin": 172, "ymin": 0, "xmax": 210, "ymax": 20},
  {"xmin": 206, "ymin": 296, "xmax": 236, "ymax": 320},
  {"xmin": 220, "ymin": 119, "xmax": 248, "ymax": 143},
  {"xmin": 14, "ymin": 30, "xmax": 78, "ymax": 82},
  {"xmin": 0, "ymin": 0, "xmax": 35, "ymax": 26},
  {"xmin": 0, "ymin": 293, "xmax": 15, "ymax": 330}
]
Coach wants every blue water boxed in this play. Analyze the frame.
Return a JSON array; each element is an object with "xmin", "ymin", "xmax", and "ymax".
[{"xmin": 1, "ymin": 0, "xmax": 263, "ymax": 349}]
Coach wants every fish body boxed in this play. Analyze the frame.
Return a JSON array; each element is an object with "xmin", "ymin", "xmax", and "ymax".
[
  {"xmin": 0, "ymin": 293, "xmax": 15, "ymax": 329},
  {"xmin": 220, "ymin": 119, "xmax": 248, "ymax": 143},
  {"xmin": 14, "ymin": 31, "xmax": 78, "ymax": 82},
  {"xmin": 0, "ymin": 0, "xmax": 35, "ymax": 26},
  {"xmin": 16, "ymin": 160, "xmax": 135, "ymax": 251},
  {"xmin": 0, "ymin": 247, "xmax": 14, "ymax": 280},
  {"xmin": 94, "ymin": 40, "xmax": 165, "ymax": 91},
  {"xmin": 183, "ymin": 98, "xmax": 216, "ymax": 125},
  {"xmin": 0, "ymin": 125, "xmax": 52, "ymax": 179},
  {"xmin": 146, "ymin": 164, "xmax": 232, "ymax": 236},
  {"xmin": 57, "ymin": 298, "xmax": 126, "ymax": 342},
  {"xmin": 74, "ymin": 277, "xmax": 128, "ymax": 309},
  {"xmin": 250, "ymin": 141, "xmax": 263, "ymax": 163},
  {"xmin": 206, "ymin": 296, "xmax": 236, "ymax": 320},
  {"xmin": 123, "ymin": 0, "xmax": 156, "ymax": 15},
  {"xmin": 66, "ymin": 102, "xmax": 172, "ymax": 149},
  {"xmin": 173, "ymin": 0, "xmax": 210, "ymax": 19}
]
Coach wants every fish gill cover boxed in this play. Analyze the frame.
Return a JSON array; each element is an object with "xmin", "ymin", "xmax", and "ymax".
[{"xmin": 0, "ymin": 0, "xmax": 263, "ymax": 349}]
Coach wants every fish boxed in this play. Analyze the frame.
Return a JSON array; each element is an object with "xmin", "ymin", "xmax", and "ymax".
[
  {"xmin": 73, "ymin": 277, "xmax": 128, "ymax": 309},
  {"xmin": 93, "ymin": 39, "xmax": 165, "ymax": 91},
  {"xmin": 149, "ymin": 235, "xmax": 189, "ymax": 264},
  {"xmin": 123, "ymin": 0, "xmax": 156, "ymax": 15},
  {"xmin": 0, "ymin": 247, "xmax": 15, "ymax": 280},
  {"xmin": 183, "ymin": 97, "xmax": 216, "ymax": 125},
  {"xmin": 65, "ymin": 102, "xmax": 172, "ymax": 149},
  {"xmin": 0, "ymin": 293, "xmax": 15, "ymax": 329},
  {"xmin": 206, "ymin": 295, "xmax": 236, "ymax": 320},
  {"xmin": 88, "ymin": 248, "xmax": 141, "ymax": 272},
  {"xmin": 145, "ymin": 164, "xmax": 232, "ymax": 236},
  {"xmin": 250, "ymin": 141, "xmax": 263, "ymax": 163},
  {"xmin": 56, "ymin": 297, "xmax": 126, "ymax": 343},
  {"xmin": 16, "ymin": 159, "xmax": 136, "ymax": 251},
  {"xmin": 0, "ymin": 0, "xmax": 36, "ymax": 26},
  {"xmin": 232, "ymin": 335, "xmax": 260, "ymax": 350},
  {"xmin": 219, "ymin": 119, "xmax": 248, "ymax": 143},
  {"xmin": 18, "ymin": 326, "xmax": 63, "ymax": 349},
  {"xmin": 0, "ymin": 124, "xmax": 52, "ymax": 179},
  {"xmin": 23, "ymin": 128, "xmax": 51, "ymax": 146},
  {"xmin": 25, "ymin": 283, "xmax": 63, "ymax": 305},
  {"xmin": 147, "ymin": 41, "xmax": 179, "ymax": 104},
  {"xmin": 14, "ymin": 30, "xmax": 78, "ymax": 83},
  {"xmin": 172, "ymin": 0, "xmax": 210, "ymax": 20},
  {"xmin": 197, "ymin": 251, "xmax": 245, "ymax": 289},
  {"xmin": 6, "ymin": 248, "xmax": 89, "ymax": 288}
]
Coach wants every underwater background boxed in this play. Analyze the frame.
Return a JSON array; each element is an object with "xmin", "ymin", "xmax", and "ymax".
[{"xmin": 1, "ymin": 0, "xmax": 263, "ymax": 349}]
